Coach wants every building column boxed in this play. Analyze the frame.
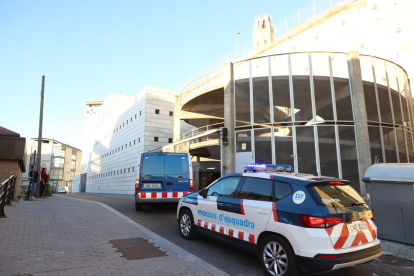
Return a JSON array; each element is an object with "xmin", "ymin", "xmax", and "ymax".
[
  {"xmin": 173, "ymin": 95, "xmax": 181, "ymax": 142},
  {"xmin": 348, "ymin": 51, "xmax": 371, "ymax": 195},
  {"xmin": 222, "ymin": 62, "xmax": 235, "ymax": 175}
]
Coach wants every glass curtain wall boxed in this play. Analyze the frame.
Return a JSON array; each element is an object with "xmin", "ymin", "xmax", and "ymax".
[{"xmin": 234, "ymin": 53, "xmax": 414, "ymax": 193}]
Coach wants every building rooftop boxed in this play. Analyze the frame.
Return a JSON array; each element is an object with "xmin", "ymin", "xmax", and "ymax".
[
  {"xmin": 0, "ymin": 126, "xmax": 20, "ymax": 137},
  {"xmin": 31, "ymin": 138, "xmax": 82, "ymax": 152}
]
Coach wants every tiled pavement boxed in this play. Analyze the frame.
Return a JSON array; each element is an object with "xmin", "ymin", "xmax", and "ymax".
[{"xmin": 0, "ymin": 195, "xmax": 229, "ymax": 276}]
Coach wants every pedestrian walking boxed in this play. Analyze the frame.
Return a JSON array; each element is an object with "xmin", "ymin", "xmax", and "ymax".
[
  {"xmin": 28, "ymin": 165, "xmax": 38, "ymax": 200},
  {"xmin": 39, "ymin": 168, "xmax": 49, "ymax": 198}
]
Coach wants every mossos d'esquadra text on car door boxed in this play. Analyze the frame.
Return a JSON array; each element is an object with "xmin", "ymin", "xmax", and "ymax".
[
  {"xmin": 177, "ymin": 163, "xmax": 381, "ymax": 276},
  {"xmin": 135, "ymin": 153, "xmax": 193, "ymax": 211}
]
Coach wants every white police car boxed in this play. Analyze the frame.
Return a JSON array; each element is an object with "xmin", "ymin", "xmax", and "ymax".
[{"xmin": 177, "ymin": 164, "xmax": 381, "ymax": 276}]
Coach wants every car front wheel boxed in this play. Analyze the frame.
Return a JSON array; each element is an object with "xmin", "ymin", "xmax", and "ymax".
[
  {"xmin": 259, "ymin": 235, "xmax": 301, "ymax": 276},
  {"xmin": 179, "ymin": 209, "xmax": 198, "ymax": 240}
]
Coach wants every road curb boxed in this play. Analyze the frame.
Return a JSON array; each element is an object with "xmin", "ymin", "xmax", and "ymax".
[
  {"xmin": 57, "ymin": 195, "xmax": 229, "ymax": 276},
  {"xmin": 380, "ymin": 239, "xmax": 414, "ymax": 261}
]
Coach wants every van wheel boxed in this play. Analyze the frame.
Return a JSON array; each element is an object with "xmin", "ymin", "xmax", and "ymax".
[
  {"xmin": 179, "ymin": 209, "xmax": 198, "ymax": 240},
  {"xmin": 135, "ymin": 203, "xmax": 143, "ymax": 211},
  {"xmin": 259, "ymin": 235, "xmax": 301, "ymax": 276}
]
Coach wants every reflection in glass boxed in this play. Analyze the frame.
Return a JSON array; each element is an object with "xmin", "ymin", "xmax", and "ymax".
[
  {"xmin": 271, "ymin": 55, "xmax": 291, "ymax": 123},
  {"xmin": 396, "ymin": 67, "xmax": 410, "ymax": 128},
  {"xmin": 254, "ymin": 128, "xmax": 272, "ymax": 164},
  {"xmin": 368, "ymin": 127, "xmax": 383, "ymax": 164},
  {"xmin": 374, "ymin": 59, "xmax": 393, "ymax": 123},
  {"xmin": 387, "ymin": 62, "xmax": 403, "ymax": 125},
  {"xmin": 338, "ymin": 126, "xmax": 359, "ymax": 192},
  {"xmin": 291, "ymin": 54, "xmax": 313, "ymax": 122},
  {"xmin": 252, "ymin": 58, "xmax": 270, "ymax": 124},
  {"xmin": 236, "ymin": 131, "xmax": 251, "ymax": 152},
  {"xmin": 296, "ymin": 127, "xmax": 317, "ymax": 174},
  {"xmin": 312, "ymin": 54, "xmax": 334, "ymax": 122},
  {"xmin": 382, "ymin": 127, "xmax": 397, "ymax": 163},
  {"xmin": 317, "ymin": 126, "xmax": 338, "ymax": 178},
  {"xmin": 406, "ymin": 131, "xmax": 414, "ymax": 162},
  {"xmin": 360, "ymin": 56, "xmax": 379, "ymax": 121},
  {"xmin": 396, "ymin": 129, "xmax": 407, "ymax": 163},
  {"xmin": 331, "ymin": 54, "xmax": 353, "ymax": 121},
  {"xmin": 274, "ymin": 127, "xmax": 294, "ymax": 167},
  {"xmin": 235, "ymin": 79, "xmax": 251, "ymax": 126}
]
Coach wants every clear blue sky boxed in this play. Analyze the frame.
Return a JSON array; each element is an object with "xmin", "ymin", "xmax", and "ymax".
[{"xmin": 1, "ymin": 0, "xmax": 312, "ymax": 150}]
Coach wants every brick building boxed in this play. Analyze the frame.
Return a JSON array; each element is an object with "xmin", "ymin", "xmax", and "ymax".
[{"xmin": 0, "ymin": 126, "xmax": 26, "ymax": 189}]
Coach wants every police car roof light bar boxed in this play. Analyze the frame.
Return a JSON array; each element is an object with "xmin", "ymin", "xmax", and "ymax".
[{"xmin": 244, "ymin": 163, "xmax": 293, "ymax": 173}]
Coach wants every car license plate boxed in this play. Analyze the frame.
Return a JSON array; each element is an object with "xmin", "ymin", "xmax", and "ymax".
[
  {"xmin": 143, "ymin": 183, "xmax": 161, "ymax": 188},
  {"xmin": 347, "ymin": 221, "xmax": 368, "ymax": 233}
]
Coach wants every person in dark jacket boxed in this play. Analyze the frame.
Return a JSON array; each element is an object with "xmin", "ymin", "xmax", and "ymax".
[
  {"xmin": 28, "ymin": 165, "xmax": 39, "ymax": 200},
  {"xmin": 39, "ymin": 168, "xmax": 49, "ymax": 198}
]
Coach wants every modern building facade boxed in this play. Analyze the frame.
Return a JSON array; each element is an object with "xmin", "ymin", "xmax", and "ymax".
[
  {"xmin": 79, "ymin": 0, "xmax": 414, "ymax": 195},
  {"xmin": 81, "ymin": 86, "xmax": 187, "ymax": 194},
  {"xmin": 23, "ymin": 139, "xmax": 82, "ymax": 192}
]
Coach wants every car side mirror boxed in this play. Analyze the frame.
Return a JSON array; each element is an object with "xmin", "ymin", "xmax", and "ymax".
[{"xmin": 199, "ymin": 189, "xmax": 208, "ymax": 198}]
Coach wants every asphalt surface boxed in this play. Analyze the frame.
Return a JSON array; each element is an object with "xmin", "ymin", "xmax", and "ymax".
[{"xmin": 62, "ymin": 193, "xmax": 414, "ymax": 276}]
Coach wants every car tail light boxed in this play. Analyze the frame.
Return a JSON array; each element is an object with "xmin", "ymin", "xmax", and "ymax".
[
  {"xmin": 316, "ymin": 254, "xmax": 337, "ymax": 259},
  {"xmin": 300, "ymin": 215, "xmax": 342, "ymax": 228},
  {"xmin": 135, "ymin": 179, "xmax": 140, "ymax": 192},
  {"xmin": 190, "ymin": 179, "xmax": 193, "ymax": 192}
]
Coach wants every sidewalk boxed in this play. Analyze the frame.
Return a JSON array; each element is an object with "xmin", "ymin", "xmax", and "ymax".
[{"xmin": 0, "ymin": 195, "xmax": 229, "ymax": 276}]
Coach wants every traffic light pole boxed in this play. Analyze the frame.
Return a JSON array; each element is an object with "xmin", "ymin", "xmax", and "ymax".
[{"xmin": 35, "ymin": 76, "xmax": 45, "ymax": 198}]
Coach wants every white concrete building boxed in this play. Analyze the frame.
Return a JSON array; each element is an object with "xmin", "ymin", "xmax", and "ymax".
[{"xmin": 82, "ymin": 86, "xmax": 179, "ymax": 194}]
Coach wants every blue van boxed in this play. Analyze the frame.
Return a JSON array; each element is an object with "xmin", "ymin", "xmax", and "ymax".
[{"xmin": 135, "ymin": 152, "xmax": 193, "ymax": 211}]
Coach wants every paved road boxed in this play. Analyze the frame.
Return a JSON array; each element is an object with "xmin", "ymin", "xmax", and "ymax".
[{"xmin": 63, "ymin": 193, "xmax": 414, "ymax": 276}]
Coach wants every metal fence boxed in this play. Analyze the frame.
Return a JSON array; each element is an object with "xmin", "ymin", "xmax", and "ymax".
[
  {"xmin": 0, "ymin": 175, "xmax": 16, "ymax": 218},
  {"xmin": 180, "ymin": 122, "xmax": 224, "ymax": 140},
  {"xmin": 180, "ymin": 0, "xmax": 356, "ymax": 93}
]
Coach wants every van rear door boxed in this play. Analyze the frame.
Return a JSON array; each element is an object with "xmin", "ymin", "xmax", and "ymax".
[
  {"xmin": 164, "ymin": 154, "xmax": 190, "ymax": 192},
  {"xmin": 140, "ymin": 154, "xmax": 165, "ymax": 192}
]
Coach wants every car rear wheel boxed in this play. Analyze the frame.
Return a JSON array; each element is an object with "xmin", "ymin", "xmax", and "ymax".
[
  {"xmin": 179, "ymin": 209, "xmax": 198, "ymax": 240},
  {"xmin": 259, "ymin": 235, "xmax": 301, "ymax": 276},
  {"xmin": 135, "ymin": 203, "xmax": 143, "ymax": 211}
]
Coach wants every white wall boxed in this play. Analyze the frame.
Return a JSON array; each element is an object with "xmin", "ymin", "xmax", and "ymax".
[
  {"xmin": 84, "ymin": 86, "xmax": 178, "ymax": 194},
  {"xmin": 262, "ymin": 0, "xmax": 414, "ymax": 79}
]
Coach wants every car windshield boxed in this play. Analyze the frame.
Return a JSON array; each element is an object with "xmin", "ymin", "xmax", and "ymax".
[{"xmin": 309, "ymin": 184, "xmax": 366, "ymax": 208}]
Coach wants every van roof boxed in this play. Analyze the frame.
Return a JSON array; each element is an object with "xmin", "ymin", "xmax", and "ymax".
[{"xmin": 364, "ymin": 163, "xmax": 414, "ymax": 182}]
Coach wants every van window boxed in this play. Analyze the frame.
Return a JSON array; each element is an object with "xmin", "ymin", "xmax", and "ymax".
[
  {"xmin": 310, "ymin": 184, "xmax": 366, "ymax": 208},
  {"xmin": 208, "ymin": 177, "xmax": 241, "ymax": 197},
  {"xmin": 141, "ymin": 156, "xmax": 165, "ymax": 175},
  {"xmin": 275, "ymin": 181, "xmax": 293, "ymax": 200},
  {"xmin": 165, "ymin": 155, "xmax": 188, "ymax": 175}
]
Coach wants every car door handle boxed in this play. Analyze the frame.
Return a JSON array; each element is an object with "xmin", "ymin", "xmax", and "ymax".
[{"xmin": 258, "ymin": 210, "xmax": 270, "ymax": 214}]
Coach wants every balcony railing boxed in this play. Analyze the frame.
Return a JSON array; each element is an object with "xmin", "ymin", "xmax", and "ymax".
[
  {"xmin": 179, "ymin": 0, "xmax": 356, "ymax": 102},
  {"xmin": 180, "ymin": 122, "xmax": 224, "ymax": 140}
]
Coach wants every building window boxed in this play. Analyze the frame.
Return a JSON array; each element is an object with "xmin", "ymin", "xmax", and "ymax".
[
  {"xmin": 131, "ymin": 117, "xmax": 132, "ymax": 121},
  {"xmin": 132, "ymin": 167, "xmax": 135, "ymax": 172},
  {"xmin": 155, "ymin": 109, "xmax": 160, "ymax": 114},
  {"xmin": 122, "ymin": 146, "xmax": 123, "ymax": 150},
  {"xmin": 168, "ymin": 138, "xmax": 173, "ymax": 143},
  {"xmin": 128, "ymin": 168, "xmax": 130, "ymax": 172},
  {"xmin": 126, "ymin": 144, "xmax": 127, "ymax": 148},
  {"xmin": 154, "ymin": 137, "xmax": 159, "ymax": 142},
  {"xmin": 140, "ymin": 111, "xmax": 142, "ymax": 116},
  {"xmin": 135, "ymin": 114, "xmax": 137, "ymax": 119},
  {"xmin": 127, "ymin": 120, "xmax": 128, "ymax": 124},
  {"xmin": 139, "ymin": 138, "xmax": 141, "ymax": 143},
  {"xmin": 134, "ymin": 140, "xmax": 136, "ymax": 145},
  {"xmin": 263, "ymin": 20, "xmax": 266, "ymax": 28},
  {"xmin": 129, "ymin": 142, "xmax": 131, "ymax": 146},
  {"xmin": 169, "ymin": 111, "xmax": 173, "ymax": 116},
  {"xmin": 123, "ymin": 123, "xmax": 125, "ymax": 127}
]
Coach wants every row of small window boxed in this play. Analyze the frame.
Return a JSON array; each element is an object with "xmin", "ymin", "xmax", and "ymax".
[
  {"xmin": 90, "ymin": 139, "xmax": 142, "ymax": 164},
  {"xmin": 94, "ymin": 111, "xmax": 144, "ymax": 147},
  {"xmin": 93, "ymin": 109, "xmax": 174, "ymax": 147},
  {"xmin": 155, "ymin": 109, "xmax": 174, "ymax": 116},
  {"xmin": 154, "ymin": 137, "xmax": 173, "ymax": 143},
  {"xmin": 208, "ymin": 176, "xmax": 293, "ymax": 201},
  {"xmin": 88, "ymin": 167, "xmax": 136, "ymax": 179}
]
